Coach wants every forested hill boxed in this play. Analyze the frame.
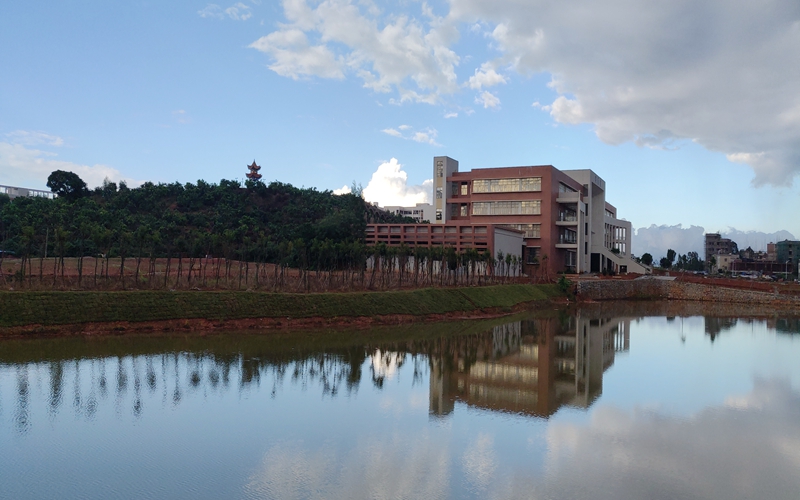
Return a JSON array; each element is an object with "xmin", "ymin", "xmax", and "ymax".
[{"xmin": 0, "ymin": 173, "xmax": 412, "ymax": 263}]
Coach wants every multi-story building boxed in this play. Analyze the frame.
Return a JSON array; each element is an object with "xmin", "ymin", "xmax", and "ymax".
[
  {"xmin": 381, "ymin": 203, "xmax": 434, "ymax": 223},
  {"xmin": 431, "ymin": 156, "xmax": 645, "ymax": 276},
  {"xmin": 776, "ymin": 240, "xmax": 800, "ymax": 277},
  {"xmin": 705, "ymin": 233, "xmax": 738, "ymax": 263}
]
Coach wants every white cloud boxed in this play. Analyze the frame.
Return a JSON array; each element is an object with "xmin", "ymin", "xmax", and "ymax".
[
  {"xmin": 5, "ymin": 130, "xmax": 64, "ymax": 147},
  {"xmin": 449, "ymin": 0, "xmax": 800, "ymax": 185},
  {"xmin": 0, "ymin": 140, "xmax": 138, "ymax": 190},
  {"xmin": 475, "ymin": 90, "xmax": 500, "ymax": 109},
  {"xmin": 362, "ymin": 158, "xmax": 432, "ymax": 206},
  {"xmin": 198, "ymin": 2, "xmax": 252, "ymax": 20},
  {"xmin": 250, "ymin": 0, "xmax": 460, "ymax": 103},
  {"xmin": 444, "ymin": 112, "xmax": 458, "ymax": 118},
  {"xmin": 249, "ymin": 29, "xmax": 344, "ymax": 80},
  {"xmin": 382, "ymin": 125, "xmax": 441, "ymax": 146},
  {"xmin": 381, "ymin": 128, "xmax": 403, "ymax": 138},
  {"xmin": 411, "ymin": 129, "xmax": 439, "ymax": 145},
  {"xmin": 632, "ymin": 224, "xmax": 796, "ymax": 257},
  {"xmin": 467, "ymin": 62, "xmax": 506, "ymax": 90},
  {"xmin": 333, "ymin": 184, "xmax": 351, "ymax": 195},
  {"xmin": 225, "ymin": 2, "xmax": 252, "ymax": 20}
]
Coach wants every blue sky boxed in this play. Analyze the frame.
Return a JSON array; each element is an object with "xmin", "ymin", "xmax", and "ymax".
[{"xmin": 2, "ymin": 0, "xmax": 800, "ymax": 252}]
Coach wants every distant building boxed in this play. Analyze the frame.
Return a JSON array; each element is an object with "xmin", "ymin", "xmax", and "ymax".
[
  {"xmin": 0, "ymin": 184, "xmax": 54, "ymax": 200},
  {"xmin": 705, "ymin": 233, "xmax": 738, "ymax": 263},
  {"xmin": 776, "ymin": 240, "xmax": 800, "ymax": 277},
  {"xmin": 713, "ymin": 253, "xmax": 739, "ymax": 273},
  {"xmin": 381, "ymin": 203, "xmax": 434, "ymax": 223}
]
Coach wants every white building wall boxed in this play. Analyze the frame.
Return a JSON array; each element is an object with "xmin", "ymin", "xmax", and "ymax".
[{"xmin": 494, "ymin": 228, "xmax": 524, "ymax": 276}]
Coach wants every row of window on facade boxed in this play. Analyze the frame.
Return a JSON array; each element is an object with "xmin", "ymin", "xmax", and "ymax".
[
  {"xmin": 437, "ymin": 177, "xmax": 544, "ymax": 199},
  {"xmin": 435, "ymin": 200, "xmax": 543, "ymax": 220}
]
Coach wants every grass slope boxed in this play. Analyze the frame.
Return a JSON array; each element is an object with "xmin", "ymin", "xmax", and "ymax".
[{"xmin": 0, "ymin": 284, "xmax": 562, "ymax": 328}]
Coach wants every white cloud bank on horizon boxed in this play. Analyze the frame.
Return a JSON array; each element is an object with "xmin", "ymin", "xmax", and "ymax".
[
  {"xmin": 633, "ymin": 224, "xmax": 796, "ymax": 258},
  {"xmin": 254, "ymin": 0, "xmax": 800, "ymax": 185},
  {"xmin": 334, "ymin": 158, "xmax": 432, "ymax": 207},
  {"xmin": 0, "ymin": 131, "xmax": 139, "ymax": 190}
]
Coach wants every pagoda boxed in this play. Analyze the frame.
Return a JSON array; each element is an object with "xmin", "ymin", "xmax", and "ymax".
[{"xmin": 246, "ymin": 160, "xmax": 262, "ymax": 180}]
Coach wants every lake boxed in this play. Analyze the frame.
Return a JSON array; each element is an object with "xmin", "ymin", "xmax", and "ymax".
[{"xmin": 1, "ymin": 305, "xmax": 799, "ymax": 499}]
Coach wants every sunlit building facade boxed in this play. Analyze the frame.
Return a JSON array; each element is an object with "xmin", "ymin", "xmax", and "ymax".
[{"xmin": 432, "ymin": 156, "xmax": 646, "ymax": 276}]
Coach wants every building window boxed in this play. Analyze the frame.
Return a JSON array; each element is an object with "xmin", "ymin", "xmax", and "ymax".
[
  {"xmin": 527, "ymin": 247, "xmax": 540, "ymax": 264},
  {"xmin": 437, "ymin": 160, "xmax": 444, "ymax": 177},
  {"xmin": 460, "ymin": 183, "xmax": 468, "ymax": 195},
  {"xmin": 460, "ymin": 204, "xmax": 468, "ymax": 216},
  {"xmin": 559, "ymin": 183, "xmax": 577, "ymax": 193},
  {"xmin": 450, "ymin": 204, "xmax": 458, "ymax": 218},
  {"xmin": 436, "ymin": 187, "xmax": 443, "ymax": 199},
  {"xmin": 501, "ymin": 224, "xmax": 541, "ymax": 238},
  {"xmin": 472, "ymin": 200, "xmax": 541, "ymax": 215},
  {"xmin": 472, "ymin": 177, "xmax": 542, "ymax": 193},
  {"xmin": 435, "ymin": 209, "xmax": 442, "ymax": 221}
]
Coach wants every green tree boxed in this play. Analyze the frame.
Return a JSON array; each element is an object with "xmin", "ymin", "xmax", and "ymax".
[
  {"xmin": 47, "ymin": 170, "xmax": 88, "ymax": 201},
  {"xmin": 640, "ymin": 253, "xmax": 654, "ymax": 266}
]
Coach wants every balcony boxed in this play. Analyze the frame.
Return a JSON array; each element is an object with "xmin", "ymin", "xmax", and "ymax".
[
  {"xmin": 556, "ymin": 211, "xmax": 578, "ymax": 226},
  {"xmin": 556, "ymin": 191, "xmax": 580, "ymax": 204},
  {"xmin": 555, "ymin": 234, "xmax": 578, "ymax": 249}
]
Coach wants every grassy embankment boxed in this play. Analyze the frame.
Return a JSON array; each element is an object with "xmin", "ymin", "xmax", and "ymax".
[{"xmin": 0, "ymin": 284, "xmax": 563, "ymax": 329}]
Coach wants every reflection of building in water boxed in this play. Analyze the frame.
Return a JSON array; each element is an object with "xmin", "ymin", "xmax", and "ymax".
[
  {"xmin": 429, "ymin": 315, "xmax": 631, "ymax": 418},
  {"xmin": 704, "ymin": 317, "xmax": 739, "ymax": 342}
]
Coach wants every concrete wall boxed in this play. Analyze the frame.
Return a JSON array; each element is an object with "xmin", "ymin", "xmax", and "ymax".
[{"xmin": 577, "ymin": 278, "xmax": 800, "ymax": 306}]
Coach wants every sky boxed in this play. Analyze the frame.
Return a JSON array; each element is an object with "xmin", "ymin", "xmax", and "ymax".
[{"xmin": 2, "ymin": 0, "xmax": 799, "ymax": 255}]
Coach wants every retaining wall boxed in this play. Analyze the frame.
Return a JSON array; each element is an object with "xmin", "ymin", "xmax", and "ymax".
[{"xmin": 578, "ymin": 278, "xmax": 800, "ymax": 306}]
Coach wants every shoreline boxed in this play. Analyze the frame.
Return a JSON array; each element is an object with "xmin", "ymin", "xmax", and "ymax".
[
  {"xmin": 0, "ymin": 299, "xmax": 568, "ymax": 338},
  {"xmin": 0, "ymin": 284, "xmax": 564, "ymax": 338}
]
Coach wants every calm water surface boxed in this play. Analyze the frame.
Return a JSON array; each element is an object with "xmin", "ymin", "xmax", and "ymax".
[{"xmin": 1, "ymin": 308, "xmax": 800, "ymax": 499}]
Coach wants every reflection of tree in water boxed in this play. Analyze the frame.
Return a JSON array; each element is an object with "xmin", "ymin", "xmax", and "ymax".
[
  {"xmin": 0, "ymin": 318, "xmax": 585, "ymax": 429},
  {"xmin": 0, "ymin": 345, "xmax": 377, "ymax": 426}
]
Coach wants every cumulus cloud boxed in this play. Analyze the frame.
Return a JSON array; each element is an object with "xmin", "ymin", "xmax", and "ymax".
[
  {"xmin": 451, "ymin": 0, "xmax": 800, "ymax": 185},
  {"xmin": 249, "ymin": 29, "xmax": 344, "ymax": 80},
  {"xmin": 249, "ymin": 0, "xmax": 460, "ymax": 103},
  {"xmin": 467, "ymin": 62, "xmax": 506, "ymax": 90},
  {"xmin": 382, "ymin": 125, "xmax": 441, "ymax": 146},
  {"xmin": 475, "ymin": 90, "xmax": 500, "ymax": 109},
  {"xmin": 256, "ymin": 0, "xmax": 800, "ymax": 184},
  {"xmin": 332, "ymin": 185, "xmax": 351, "ymax": 195},
  {"xmin": 362, "ymin": 158, "xmax": 432, "ymax": 206},
  {"xmin": 198, "ymin": 2, "xmax": 253, "ymax": 21},
  {"xmin": 0, "ymin": 134, "xmax": 138, "ymax": 190}
]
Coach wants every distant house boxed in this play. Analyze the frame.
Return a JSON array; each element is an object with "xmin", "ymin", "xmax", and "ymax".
[{"xmin": 0, "ymin": 184, "xmax": 54, "ymax": 200}]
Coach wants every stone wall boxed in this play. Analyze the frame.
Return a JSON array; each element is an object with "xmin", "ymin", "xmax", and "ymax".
[{"xmin": 578, "ymin": 278, "xmax": 800, "ymax": 307}]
